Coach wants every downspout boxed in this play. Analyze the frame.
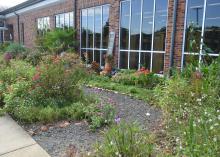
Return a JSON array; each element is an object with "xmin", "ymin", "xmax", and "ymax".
[
  {"xmin": 74, "ymin": 0, "xmax": 77, "ymax": 29},
  {"xmin": 169, "ymin": 0, "xmax": 178, "ymax": 76},
  {"xmin": 14, "ymin": 12, "xmax": 20, "ymax": 44}
]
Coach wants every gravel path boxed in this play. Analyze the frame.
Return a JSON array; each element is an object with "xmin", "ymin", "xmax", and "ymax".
[{"xmin": 23, "ymin": 87, "xmax": 162, "ymax": 157}]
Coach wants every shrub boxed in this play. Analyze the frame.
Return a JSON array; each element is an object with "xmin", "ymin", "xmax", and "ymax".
[
  {"xmin": 36, "ymin": 28, "xmax": 78, "ymax": 54},
  {"xmin": 112, "ymin": 70, "xmax": 164, "ymax": 89},
  {"xmin": 5, "ymin": 43, "xmax": 27, "ymax": 58},
  {"xmin": 95, "ymin": 121, "xmax": 154, "ymax": 157}
]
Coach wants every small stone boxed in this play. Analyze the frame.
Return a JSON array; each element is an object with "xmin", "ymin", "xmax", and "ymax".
[
  {"xmin": 146, "ymin": 112, "xmax": 151, "ymax": 116},
  {"xmin": 65, "ymin": 144, "xmax": 80, "ymax": 157},
  {"xmin": 40, "ymin": 125, "xmax": 49, "ymax": 132},
  {"xmin": 27, "ymin": 130, "xmax": 36, "ymax": 136},
  {"xmin": 59, "ymin": 121, "xmax": 70, "ymax": 128}
]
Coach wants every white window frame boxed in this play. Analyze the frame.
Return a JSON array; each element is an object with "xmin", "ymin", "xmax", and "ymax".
[
  {"xmin": 118, "ymin": 0, "xmax": 169, "ymax": 74},
  {"xmin": 80, "ymin": 4, "xmax": 110, "ymax": 66},
  {"xmin": 181, "ymin": 0, "xmax": 220, "ymax": 70}
]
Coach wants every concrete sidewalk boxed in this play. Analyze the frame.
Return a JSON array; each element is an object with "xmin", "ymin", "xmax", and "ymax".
[{"xmin": 0, "ymin": 115, "xmax": 50, "ymax": 157}]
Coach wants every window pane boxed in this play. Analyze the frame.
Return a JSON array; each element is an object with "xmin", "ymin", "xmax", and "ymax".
[
  {"xmin": 120, "ymin": 51, "xmax": 128, "ymax": 69},
  {"xmin": 88, "ymin": 8, "xmax": 94, "ymax": 48},
  {"xmin": 95, "ymin": 7, "xmax": 101, "ymax": 49},
  {"xmin": 94, "ymin": 50, "xmax": 101, "ymax": 63},
  {"xmin": 204, "ymin": 1, "xmax": 220, "ymax": 54},
  {"xmin": 103, "ymin": 5, "xmax": 110, "ymax": 49},
  {"xmin": 130, "ymin": 0, "xmax": 141, "ymax": 50},
  {"xmin": 120, "ymin": 1, "xmax": 130, "ymax": 50},
  {"xmin": 101, "ymin": 51, "xmax": 107, "ymax": 66},
  {"xmin": 129, "ymin": 52, "xmax": 139, "ymax": 69},
  {"xmin": 87, "ymin": 50, "xmax": 93, "ymax": 64},
  {"xmin": 152, "ymin": 53, "xmax": 164, "ymax": 74},
  {"xmin": 70, "ymin": 12, "xmax": 74, "ymax": 28},
  {"xmin": 140, "ymin": 52, "xmax": 151, "ymax": 70},
  {"xmin": 64, "ymin": 13, "xmax": 70, "ymax": 28},
  {"xmin": 81, "ymin": 10, "xmax": 87, "ymax": 48},
  {"xmin": 185, "ymin": 0, "xmax": 204, "ymax": 52},
  {"xmin": 55, "ymin": 15, "xmax": 60, "ymax": 28},
  {"xmin": 60, "ymin": 14, "xmax": 65, "ymax": 28},
  {"xmin": 142, "ymin": 0, "xmax": 154, "ymax": 50},
  {"xmin": 184, "ymin": 54, "xmax": 199, "ymax": 66},
  {"xmin": 153, "ymin": 0, "xmax": 168, "ymax": 51}
]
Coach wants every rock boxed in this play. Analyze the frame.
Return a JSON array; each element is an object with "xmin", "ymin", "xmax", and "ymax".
[
  {"xmin": 40, "ymin": 125, "xmax": 49, "ymax": 132},
  {"xmin": 65, "ymin": 144, "xmax": 80, "ymax": 157},
  {"xmin": 27, "ymin": 129, "xmax": 36, "ymax": 136},
  {"xmin": 59, "ymin": 121, "xmax": 70, "ymax": 128}
]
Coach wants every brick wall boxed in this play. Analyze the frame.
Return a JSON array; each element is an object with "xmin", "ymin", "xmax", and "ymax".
[
  {"xmin": 75, "ymin": 0, "xmax": 120, "ymax": 66},
  {"xmin": 5, "ymin": 0, "xmax": 74, "ymax": 48},
  {"xmin": 4, "ymin": 0, "xmax": 187, "ymax": 74},
  {"xmin": 165, "ymin": 0, "xmax": 186, "ymax": 73}
]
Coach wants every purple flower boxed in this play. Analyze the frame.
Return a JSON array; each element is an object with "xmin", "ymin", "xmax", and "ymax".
[
  {"xmin": 4, "ymin": 53, "xmax": 13, "ymax": 62},
  {"xmin": 115, "ymin": 116, "xmax": 121, "ymax": 124}
]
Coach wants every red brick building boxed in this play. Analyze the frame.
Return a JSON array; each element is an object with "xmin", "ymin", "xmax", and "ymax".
[{"xmin": 0, "ymin": 0, "xmax": 219, "ymax": 74}]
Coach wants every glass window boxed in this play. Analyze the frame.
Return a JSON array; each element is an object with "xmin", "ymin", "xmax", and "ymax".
[
  {"xmin": 183, "ymin": 0, "xmax": 220, "ymax": 67},
  {"xmin": 184, "ymin": 0, "xmax": 204, "ymax": 53},
  {"xmin": 81, "ymin": 10, "xmax": 87, "ymax": 48},
  {"xmin": 130, "ymin": 0, "xmax": 141, "ymax": 50},
  {"xmin": 153, "ymin": 0, "xmax": 168, "ymax": 51},
  {"xmin": 142, "ymin": 0, "xmax": 154, "ymax": 50},
  {"xmin": 119, "ymin": 0, "xmax": 168, "ymax": 73},
  {"xmin": 95, "ymin": 7, "xmax": 101, "ymax": 48},
  {"xmin": 120, "ymin": 52, "xmax": 128, "ymax": 69},
  {"xmin": 55, "ymin": 12, "xmax": 74, "ymax": 29},
  {"xmin": 70, "ymin": 12, "xmax": 74, "ymax": 28},
  {"xmin": 103, "ymin": 5, "xmax": 110, "ymax": 49},
  {"xmin": 88, "ymin": 8, "xmax": 94, "ymax": 48},
  {"xmin": 64, "ymin": 13, "xmax": 70, "ymax": 28},
  {"xmin": 152, "ymin": 53, "xmax": 164, "ymax": 74},
  {"xmin": 120, "ymin": 1, "xmax": 130, "ymax": 50},
  {"xmin": 204, "ymin": 0, "xmax": 220, "ymax": 54},
  {"xmin": 80, "ymin": 5, "xmax": 110, "ymax": 65},
  {"xmin": 130, "ymin": 52, "xmax": 139, "ymax": 69},
  {"xmin": 37, "ymin": 17, "xmax": 50, "ymax": 35}
]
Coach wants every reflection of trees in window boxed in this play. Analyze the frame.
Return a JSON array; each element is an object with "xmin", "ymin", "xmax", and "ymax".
[
  {"xmin": 119, "ymin": 0, "xmax": 168, "ymax": 73},
  {"xmin": 55, "ymin": 12, "xmax": 74, "ymax": 29},
  {"xmin": 37, "ymin": 17, "xmax": 50, "ymax": 36},
  {"xmin": 120, "ymin": 1, "xmax": 130, "ymax": 50},
  {"xmin": 183, "ymin": 0, "xmax": 220, "ymax": 67},
  {"xmin": 80, "ymin": 5, "xmax": 110, "ymax": 65}
]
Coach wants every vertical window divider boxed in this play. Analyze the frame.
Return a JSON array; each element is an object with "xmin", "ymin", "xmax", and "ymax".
[
  {"xmin": 128, "ymin": 0, "xmax": 132, "ymax": 69},
  {"xmin": 181, "ymin": 0, "xmax": 189, "ymax": 71},
  {"xmin": 118, "ymin": 1, "xmax": 122, "ymax": 69},
  {"xmin": 100, "ymin": 6, "xmax": 103, "ymax": 66},
  {"xmin": 138, "ymin": 0, "xmax": 144, "ymax": 70},
  {"xmin": 93, "ymin": 8, "xmax": 95, "ymax": 62},
  {"xmin": 150, "ymin": 0, "xmax": 156, "ymax": 72},
  {"xmin": 199, "ymin": 0, "xmax": 207, "ymax": 67},
  {"xmin": 80, "ymin": 11, "xmax": 82, "ymax": 59}
]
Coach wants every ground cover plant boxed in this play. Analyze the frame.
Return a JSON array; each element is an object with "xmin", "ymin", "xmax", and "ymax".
[
  {"xmin": 87, "ymin": 56, "xmax": 220, "ymax": 156},
  {"xmin": 0, "ymin": 52, "xmax": 115, "ymax": 129}
]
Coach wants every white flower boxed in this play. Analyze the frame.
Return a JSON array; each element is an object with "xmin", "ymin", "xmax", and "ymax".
[
  {"xmin": 217, "ymin": 110, "xmax": 220, "ymax": 113},
  {"xmin": 209, "ymin": 119, "xmax": 212, "ymax": 122},
  {"xmin": 214, "ymin": 123, "xmax": 219, "ymax": 126},
  {"xmin": 87, "ymin": 152, "xmax": 91, "ymax": 156},
  {"xmin": 218, "ymin": 115, "xmax": 220, "ymax": 120},
  {"xmin": 110, "ymin": 141, "xmax": 114, "ymax": 145},
  {"xmin": 146, "ymin": 112, "xmax": 151, "ymax": 116},
  {"xmin": 196, "ymin": 98, "xmax": 202, "ymax": 102},
  {"xmin": 210, "ymin": 126, "xmax": 214, "ymax": 130},
  {"xmin": 213, "ymin": 137, "xmax": 217, "ymax": 142}
]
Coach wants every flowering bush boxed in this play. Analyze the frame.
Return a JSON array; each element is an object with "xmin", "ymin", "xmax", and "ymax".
[
  {"xmin": 111, "ymin": 70, "xmax": 164, "ymax": 89},
  {"xmin": 153, "ymin": 58, "xmax": 220, "ymax": 156},
  {"xmin": 95, "ymin": 121, "xmax": 154, "ymax": 157}
]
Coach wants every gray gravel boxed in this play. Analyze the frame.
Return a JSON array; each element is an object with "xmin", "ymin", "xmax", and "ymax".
[{"xmin": 23, "ymin": 87, "xmax": 162, "ymax": 157}]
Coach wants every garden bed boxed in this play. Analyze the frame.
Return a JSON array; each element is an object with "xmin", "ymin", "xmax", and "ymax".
[{"xmin": 21, "ymin": 87, "xmax": 162, "ymax": 157}]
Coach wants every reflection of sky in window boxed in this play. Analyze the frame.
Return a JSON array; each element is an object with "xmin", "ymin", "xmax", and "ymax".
[
  {"xmin": 120, "ymin": 2, "xmax": 130, "ymax": 30},
  {"xmin": 131, "ymin": 0, "xmax": 141, "ymax": 35},
  {"xmin": 103, "ymin": 6, "xmax": 109, "ymax": 27},
  {"xmin": 205, "ymin": 1, "xmax": 220, "ymax": 27},
  {"xmin": 95, "ymin": 7, "xmax": 101, "ymax": 33},
  {"xmin": 87, "ymin": 8, "xmax": 94, "ymax": 32}
]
